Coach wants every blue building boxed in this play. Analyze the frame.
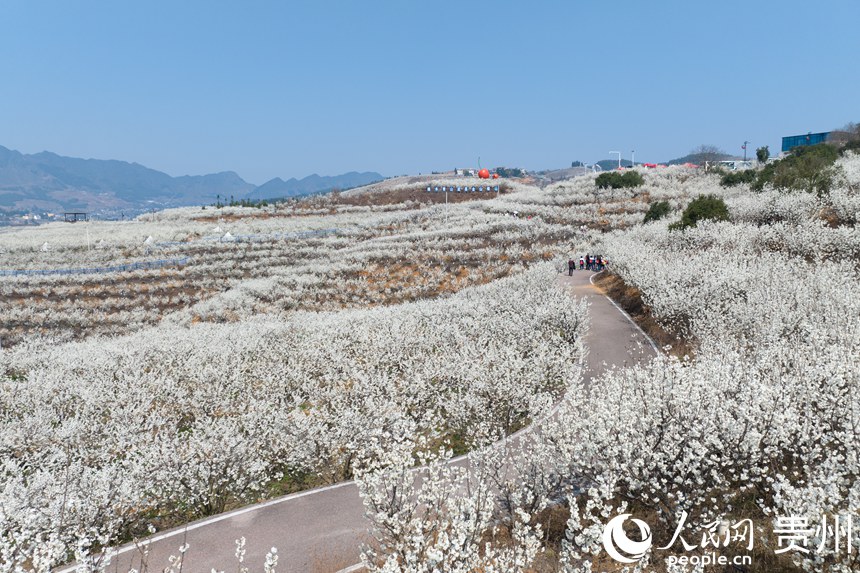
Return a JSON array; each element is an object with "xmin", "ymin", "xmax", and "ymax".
[{"xmin": 782, "ymin": 132, "xmax": 830, "ymax": 153}]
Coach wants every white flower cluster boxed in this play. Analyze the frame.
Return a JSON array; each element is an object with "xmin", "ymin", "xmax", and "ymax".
[
  {"xmin": 3, "ymin": 152, "xmax": 859, "ymax": 571},
  {"xmin": 2, "ymin": 196, "xmax": 574, "ymax": 346},
  {"xmin": 356, "ymin": 155, "xmax": 860, "ymax": 572},
  {"xmin": 555, "ymin": 156, "xmax": 860, "ymax": 570},
  {"xmin": 0, "ymin": 265, "xmax": 586, "ymax": 571}
]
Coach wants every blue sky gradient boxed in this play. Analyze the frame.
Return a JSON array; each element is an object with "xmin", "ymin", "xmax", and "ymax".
[{"xmin": 2, "ymin": 1, "xmax": 858, "ymax": 183}]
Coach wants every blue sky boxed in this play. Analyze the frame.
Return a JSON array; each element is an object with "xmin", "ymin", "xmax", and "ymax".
[{"xmin": 2, "ymin": 1, "xmax": 858, "ymax": 184}]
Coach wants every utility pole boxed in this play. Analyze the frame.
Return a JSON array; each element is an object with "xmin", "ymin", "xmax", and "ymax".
[
  {"xmin": 631, "ymin": 150, "xmax": 635, "ymax": 167},
  {"xmin": 609, "ymin": 151, "xmax": 621, "ymax": 169},
  {"xmin": 743, "ymin": 141, "xmax": 749, "ymax": 162}
]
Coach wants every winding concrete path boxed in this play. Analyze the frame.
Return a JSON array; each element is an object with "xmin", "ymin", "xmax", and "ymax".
[{"xmin": 58, "ymin": 270, "xmax": 655, "ymax": 573}]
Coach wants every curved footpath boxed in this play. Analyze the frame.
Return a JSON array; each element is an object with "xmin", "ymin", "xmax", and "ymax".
[{"xmin": 58, "ymin": 270, "xmax": 656, "ymax": 573}]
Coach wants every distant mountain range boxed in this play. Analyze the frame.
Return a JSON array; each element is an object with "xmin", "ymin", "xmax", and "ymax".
[
  {"xmin": 595, "ymin": 159, "xmax": 636, "ymax": 170},
  {"xmin": 248, "ymin": 172, "xmax": 385, "ymax": 201},
  {"xmin": 0, "ymin": 145, "xmax": 383, "ymax": 214}
]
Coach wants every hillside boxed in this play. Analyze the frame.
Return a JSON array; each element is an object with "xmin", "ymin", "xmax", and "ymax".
[
  {"xmin": 0, "ymin": 145, "xmax": 254, "ymax": 213},
  {"xmin": 2, "ymin": 153, "xmax": 859, "ymax": 572},
  {"xmin": 0, "ymin": 145, "xmax": 383, "ymax": 216},
  {"xmin": 665, "ymin": 150, "xmax": 739, "ymax": 165}
]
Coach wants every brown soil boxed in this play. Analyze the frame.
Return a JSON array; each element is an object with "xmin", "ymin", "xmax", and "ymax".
[
  {"xmin": 592, "ymin": 271, "xmax": 696, "ymax": 359},
  {"xmin": 333, "ymin": 186, "xmax": 508, "ymax": 207},
  {"xmin": 194, "ymin": 211, "xmax": 279, "ymax": 223},
  {"xmin": 193, "ymin": 185, "xmax": 512, "ymax": 223}
]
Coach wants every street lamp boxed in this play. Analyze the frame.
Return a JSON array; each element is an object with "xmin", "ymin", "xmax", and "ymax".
[
  {"xmin": 631, "ymin": 150, "xmax": 635, "ymax": 167},
  {"xmin": 609, "ymin": 151, "xmax": 621, "ymax": 169}
]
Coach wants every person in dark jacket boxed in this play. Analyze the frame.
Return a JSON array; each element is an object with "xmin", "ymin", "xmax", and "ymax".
[{"xmin": 568, "ymin": 258, "xmax": 575, "ymax": 276}]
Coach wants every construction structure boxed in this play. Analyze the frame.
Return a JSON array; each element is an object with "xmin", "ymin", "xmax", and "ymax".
[
  {"xmin": 782, "ymin": 132, "xmax": 830, "ymax": 153},
  {"xmin": 64, "ymin": 212, "xmax": 88, "ymax": 223}
]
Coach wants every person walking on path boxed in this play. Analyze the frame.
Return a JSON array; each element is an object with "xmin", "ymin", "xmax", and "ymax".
[
  {"xmin": 568, "ymin": 258, "xmax": 575, "ymax": 276},
  {"xmin": 579, "ymin": 256, "xmax": 585, "ymax": 270}
]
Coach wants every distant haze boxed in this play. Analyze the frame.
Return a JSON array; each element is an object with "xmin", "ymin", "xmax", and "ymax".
[{"xmin": 0, "ymin": 145, "xmax": 382, "ymax": 213}]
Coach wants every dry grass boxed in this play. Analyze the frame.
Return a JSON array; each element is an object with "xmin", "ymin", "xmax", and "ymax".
[
  {"xmin": 326, "ymin": 261, "xmax": 512, "ymax": 307},
  {"xmin": 194, "ymin": 211, "xmax": 280, "ymax": 223}
]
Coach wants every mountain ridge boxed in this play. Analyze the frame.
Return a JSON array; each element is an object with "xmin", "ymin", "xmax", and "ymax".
[
  {"xmin": 248, "ymin": 171, "xmax": 385, "ymax": 200},
  {"xmin": 0, "ymin": 145, "xmax": 383, "ymax": 214}
]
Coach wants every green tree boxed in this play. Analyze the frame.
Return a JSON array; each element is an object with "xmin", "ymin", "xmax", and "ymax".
[
  {"xmin": 623, "ymin": 171, "xmax": 644, "ymax": 188},
  {"xmin": 496, "ymin": 167, "xmax": 524, "ymax": 178},
  {"xmin": 756, "ymin": 146, "xmax": 770, "ymax": 163},
  {"xmin": 670, "ymin": 195, "xmax": 730, "ymax": 230},
  {"xmin": 720, "ymin": 169, "xmax": 757, "ymax": 187},
  {"xmin": 752, "ymin": 143, "xmax": 839, "ymax": 194},
  {"xmin": 596, "ymin": 170, "xmax": 644, "ymax": 189},
  {"xmin": 643, "ymin": 201, "xmax": 671, "ymax": 223}
]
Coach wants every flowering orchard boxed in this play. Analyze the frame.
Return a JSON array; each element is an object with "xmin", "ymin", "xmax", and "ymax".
[
  {"xmin": 0, "ymin": 262, "xmax": 586, "ymax": 570},
  {"xmin": 574, "ymin": 156, "xmax": 860, "ymax": 572},
  {"xmin": 0, "ymin": 165, "xmax": 721, "ymax": 349},
  {"xmin": 0, "ymin": 198, "xmax": 554, "ymax": 347},
  {"xmin": 355, "ymin": 154, "xmax": 860, "ymax": 573},
  {"xmin": 1, "ymin": 154, "xmax": 858, "ymax": 572}
]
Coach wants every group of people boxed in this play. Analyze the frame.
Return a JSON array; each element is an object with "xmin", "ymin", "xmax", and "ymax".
[{"xmin": 567, "ymin": 254, "xmax": 606, "ymax": 275}]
